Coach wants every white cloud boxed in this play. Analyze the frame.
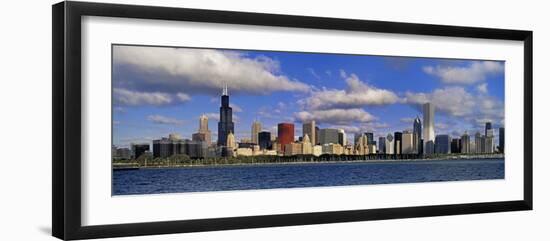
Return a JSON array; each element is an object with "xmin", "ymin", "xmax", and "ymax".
[
  {"xmin": 400, "ymin": 117, "xmax": 415, "ymax": 123},
  {"xmin": 307, "ymin": 68, "xmax": 321, "ymax": 80},
  {"xmin": 295, "ymin": 108, "xmax": 376, "ymax": 125},
  {"xmin": 300, "ymin": 73, "xmax": 399, "ymax": 110},
  {"xmin": 147, "ymin": 115, "xmax": 185, "ymax": 125},
  {"xmin": 176, "ymin": 93, "xmax": 191, "ymax": 102},
  {"xmin": 113, "ymin": 45, "xmax": 310, "ymax": 96},
  {"xmin": 204, "ymin": 113, "xmax": 219, "ymax": 121},
  {"xmin": 423, "ymin": 61, "xmax": 504, "ymax": 85},
  {"xmin": 230, "ymin": 104, "xmax": 243, "ymax": 112},
  {"xmin": 477, "ymin": 83, "xmax": 488, "ymax": 94},
  {"xmin": 404, "ymin": 86, "xmax": 504, "ymax": 128},
  {"xmin": 339, "ymin": 69, "xmax": 347, "ymax": 79},
  {"xmin": 113, "ymin": 88, "xmax": 178, "ymax": 106},
  {"xmin": 404, "ymin": 87, "xmax": 476, "ymax": 117}
]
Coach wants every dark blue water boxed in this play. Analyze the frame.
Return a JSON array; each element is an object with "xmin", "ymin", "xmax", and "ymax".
[{"xmin": 113, "ymin": 159, "xmax": 504, "ymax": 195}]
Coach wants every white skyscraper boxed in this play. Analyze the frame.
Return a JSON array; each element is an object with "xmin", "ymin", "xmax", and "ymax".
[{"xmin": 422, "ymin": 102, "xmax": 435, "ymax": 154}]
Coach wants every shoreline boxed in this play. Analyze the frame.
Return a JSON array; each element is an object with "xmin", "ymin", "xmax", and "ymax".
[{"xmin": 113, "ymin": 156, "xmax": 504, "ymax": 170}]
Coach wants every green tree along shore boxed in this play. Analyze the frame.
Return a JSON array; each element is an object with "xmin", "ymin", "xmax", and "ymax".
[{"xmin": 112, "ymin": 152, "xmax": 504, "ymax": 169}]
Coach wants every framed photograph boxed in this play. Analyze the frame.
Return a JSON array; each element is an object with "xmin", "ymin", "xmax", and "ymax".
[{"xmin": 52, "ymin": 1, "xmax": 533, "ymax": 240}]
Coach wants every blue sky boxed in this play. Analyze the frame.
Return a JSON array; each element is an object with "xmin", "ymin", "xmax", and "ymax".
[{"xmin": 112, "ymin": 45, "xmax": 504, "ymax": 147}]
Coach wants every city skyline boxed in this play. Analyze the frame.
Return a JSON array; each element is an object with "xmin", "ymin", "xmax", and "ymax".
[{"xmin": 112, "ymin": 45, "xmax": 505, "ymax": 148}]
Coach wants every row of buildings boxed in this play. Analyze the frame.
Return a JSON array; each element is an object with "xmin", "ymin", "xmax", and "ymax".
[{"xmin": 113, "ymin": 86, "xmax": 505, "ymax": 160}]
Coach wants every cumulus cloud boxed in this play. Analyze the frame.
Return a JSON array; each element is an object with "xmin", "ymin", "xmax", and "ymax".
[
  {"xmin": 404, "ymin": 87, "xmax": 476, "ymax": 117},
  {"xmin": 147, "ymin": 115, "xmax": 185, "ymax": 125},
  {"xmin": 423, "ymin": 61, "xmax": 504, "ymax": 85},
  {"xmin": 230, "ymin": 104, "xmax": 243, "ymax": 112},
  {"xmin": 113, "ymin": 88, "xmax": 182, "ymax": 106},
  {"xmin": 403, "ymin": 86, "xmax": 504, "ymax": 128},
  {"xmin": 477, "ymin": 83, "xmax": 488, "ymax": 94},
  {"xmin": 113, "ymin": 45, "xmax": 310, "ymax": 98},
  {"xmin": 294, "ymin": 108, "xmax": 376, "ymax": 125},
  {"xmin": 299, "ymin": 73, "xmax": 399, "ymax": 110}
]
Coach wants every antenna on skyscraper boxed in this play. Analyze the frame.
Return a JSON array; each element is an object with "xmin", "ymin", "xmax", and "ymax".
[{"xmin": 222, "ymin": 81, "xmax": 228, "ymax": 96}]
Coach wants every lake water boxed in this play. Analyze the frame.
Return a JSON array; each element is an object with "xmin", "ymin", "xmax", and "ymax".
[{"xmin": 112, "ymin": 159, "xmax": 504, "ymax": 195}]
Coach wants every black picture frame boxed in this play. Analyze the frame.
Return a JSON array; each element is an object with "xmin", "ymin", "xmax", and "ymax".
[{"xmin": 52, "ymin": 1, "xmax": 533, "ymax": 240}]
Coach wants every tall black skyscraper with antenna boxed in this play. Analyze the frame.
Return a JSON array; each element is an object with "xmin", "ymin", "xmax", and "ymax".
[{"xmin": 217, "ymin": 83, "xmax": 234, "ymax": 147}]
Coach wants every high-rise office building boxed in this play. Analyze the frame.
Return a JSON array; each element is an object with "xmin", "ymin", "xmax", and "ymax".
[
  {"xmin": 338, "ymin": 129, "xmax": 347, "ymax": 146},
  {"xmin": 485, "ymin": 122, "xmax": 493, "ymax": 137},
  {"xmin": 485, "ymin": 128, "xmax": 494, "ymax": 154},
  {"xmin": 354, "ymin": 133, "xmax": 362, "ymax": 146},
  {"xmin": 364, "ymin": 132, "xmax": 374, "ymax": 145},
  {"xmin": 303, "ymin": 120, "xmax": 316, "ymax": 147},
  {"xmin": 451, "ymin": 138, "xmax": 461, "ymax": 153},
  {"xmin": 460, "ymin": 132, "xmax": 470, "ymax": 154},
  {"xmin": 258, "ymin": 131, "xmax": 272, "ymax": 150},
  {"xmin": 378, "ymin": 136, "xmax": 386, "ymax": 153},
  {"xmin": 217, "ymin": 83, "xmax": 234, "ymax": 147},
  {"xmin": 192, "ymin": 115, "xmax": 212, "ymax": 144},
  {"xmin": 199, "ymin": 114, "xmax": 209, "ymax": 133},
  {"xmin": 413, "ymin": 116, "xmax": 422, "ymax": 154},
  {"xmin": 475, "ymin": 132, "xmax": 483, "ymax": 154},
  {"xmin": 423, "ymin": 102, "xmax": 435, "ymax": 154},
  {"xmin": 385, "ymin": 133, "xmax": 394, "ymax": 154},
  {"xmin": 315, "ymin": 126, "xmax": 320, "ymax": 145},
  {"xmin": 394, "ymin": 132, "xmax": 402, "ymax": 155},
  {"xmin": 401, "ymin": 131, "xmax": 414, "ymax": 154},
  {"xmin": 485, "ymin": 123, "xmax": 494, "ymax": 153},
  {"xmin": 319, "ymin": 128, "xmax": 340, "ymax": 145},
  {"xmin": 277, "ymin": 123, "xmax": 295, "ymax": 152},
  {"xmin": 251, "ymin": 120, "xmax": 262, "ymax": 144},
  {"xmin": 435, "ymin": 134, "xmax": 451, "ymax": 154},
  {"xmin": 499, "ymin": 127, "xmax": 505, "ymax": 153}
]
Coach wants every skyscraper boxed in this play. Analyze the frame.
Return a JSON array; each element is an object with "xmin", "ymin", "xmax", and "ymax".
[
  {"xmin": 435, "ymin": 134, "xmax": 451, "ymax": 154},
  {"xmin": 199, "ymin": 114, "xmax": 209, "ymax": 133},
  {"xmin": 485, "ymin": 122, "xmax": 494, "ymax": 153},
  {"xmin": 251, "ymin": 120, "xmax": 262, "ymax": 144},
  {"xmin": 461, "ymin": 132, "xmax": 470, "ymax": 154},
  {"xmin": 475, "ymin": 132, "xmax": 483, "ymax": 154},
  {"xmin": 485, "ymin": 122, "xmax": 493, "ymax": 137},
  {"xmin": 385, "ymin": 133, "xmax": 394, "ymax": 154},
  {"xmin": 338, "ymin": 129, "xmax": 347, "ymax": 146},
  {"xmin": 499, "ymin": 127, "xmax": 505, "ymax": 153},
  {"xmin": 401, "ymin": 131, "xmax": 414, "ymax": 154},
  {"xmin": 277, "ymin": 123, "xmax": 294, "ymax": 152},
  {"xmin": 451, "ymin": 138, "xmax": 461, "ymax": 153},
  {"xmin": 193, "ymin": 114, "xmax": 211, "ymax": 145},
  {"xmin": 258, "ymin": 131, "xmax": 272, "ymax": 150},
  {"xmin": 303, "ymin": 120, "xmax": 316, "ymax": 147},
  {"xmin": 319, "ymin": 128, "xmax": 340, "ymax": 145},
  {"xmin": 423, "ymin": 102, "xmax": 435, "ymax": 154},
  {"xmin": 413, "ymin": 116, "xmax": 422, "ymax": 154},
  {"xmin": 378, "ymin": 136, "xmax": 386, "ymax": 153},
  {"xmin": 217, "ymin": 83, "xmax": 234, "ymax": 147},
  {"xmin": 364, "ymin": 132, "xmax": 374, "ymax": 145},
  {"xmin": 394, "ymin": 132, "xmax": 402, "ymax": 155}
]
